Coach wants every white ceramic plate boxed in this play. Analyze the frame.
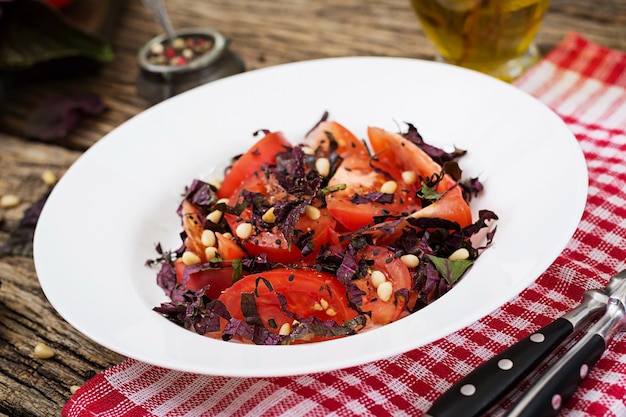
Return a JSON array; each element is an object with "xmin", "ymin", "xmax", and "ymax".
[{"xmin": 34, "ymin": 57, "xmax": 587, "ymax": 377}]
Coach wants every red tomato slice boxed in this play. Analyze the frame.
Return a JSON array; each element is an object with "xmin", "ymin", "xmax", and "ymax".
[
  {"xmin": 368, "ymin": 126, "xmax": 456, "ymax": 192},
  {"xmin": 325, "ymin": 152, "xmax": 421, "ymax": 231},
  {"xmin": 181, "ymin": 199, "xmax": 248, "ymax": 262},
  {"xmin": 174, "ymin": 258, "xmax": 234, "ymax": 299},
  {"xmin": 217, "ymin": 131, "xmax": 292, "ymax": 199},
  {"xmin": 181, "ymin": 199, "xmax": 210, "ymax": 262},
  {"xmin": 410, "ymin": 185, "xmax": 472, "ymax": 227},
  {"xmin": 352, "ymin": 246, "xmax": 412, "ymax": 325},
  {"xmin": 215, "ymin": 232, "xmax": 247, "ymax": 260},
  {"xmin": 224, "ymin": 172, "xmax": 336, "ymax": 264},
  {"xmin": 218, "ymin": 268, "xmax": 359, "ymax": 341},
  {"xmin": 367, "ymin": 126, "xmax": 472, "ymax": 228},
  {"xmin": 304, "ymin": 120, "xmax": 369, "ymax": 158}
]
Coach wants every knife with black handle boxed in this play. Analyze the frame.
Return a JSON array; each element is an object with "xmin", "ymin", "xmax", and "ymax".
[
  {"xmin": 504, "ymin": 291, "xmax": 626, "ymax": 417},
  {"xmin": 423, "ymin": 270, "xmax": 626, "ymax": 417}
]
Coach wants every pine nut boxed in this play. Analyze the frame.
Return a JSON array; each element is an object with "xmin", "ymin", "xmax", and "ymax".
[
  {"xmin": 205, "ymin": 246, "xmax": 218, "ymax": 261},
  {"xmin": 41, "ymin": 169, "xmax": 57, "ymax": 185},
  {"xmin": 320, "ymin": 298, "xmax": 329, "ymax": 310},
  {"xmin": 182, "ymin": 251, "xmax": 202, "ymax": 265},
  {"xmin": 208, "ymin": 178, "xmax": 222, "ymax": 189},
  {"xmin": 206, "ymin": 210, "xmax": 223, "ymax": 224},
  {"xmin": 34, "ymin": 342, "xmax": 55, "ymax": 359},
  {"xmin": 380, "ymin": 180, "xmax": 397, "ymax": 194},
  {"xmin": 235, "ymin": 222, "xmax": 253, "ymax": 239},
  {"xmin": 217, "ymin": 198, "xmax": 229, "ymax": 204},
  {"xmin": 262, "ymin": 207, "xmax": 276, "ymax": 223},
  {"xmin": 150, "ymin": 42, "xmax": 164, "ymax": 54},
  {"xmin": 222, "ymin": 232, "xmax": 233, "ymax": 239},
  {"xmin": 401, "ymin": 170, "xmax": 417, "ymax": 185},
  {"xmin": 304, "ymin": 205, "xmax": 320, "ymax": 220},
  {"xmin": 376, "ymin": 281, "xmax": 393, "ymax": 302},
  {"xmin": 325, "ymin": 308, "xmax": 337, "ymax": 317},
  {"xmin": 182, "ymin": 48, "xmax": 194, "ymax": 59},
  {"xmin": 449, "ymin": 248, "xmax": 470, "ymax": 261},
  {"xmin": 278, "ymin": 322, "xmax": 292, "ymax": 336},
  {"xmin": 400, "ymin": 254, "xmax": 420, "ymax": 268},
  {"xmin": 70, "ymin": 385, "xmax": 81, "ymax": 395},
  {"xmin": 201, "ymin": 229, "xmax": 216, "ymax": 247},
  {"xmin": 301, "ymin": 145, "xmax": 315, "ymax": 155},
  {"xmin": 315, "ymin": 157, "xmax": 331, "ymax": 177},
  {"xmin": 312, "ymin": 302, "xmax": 323, "ymax": 311},
  {"xmin": 172, "ymin": 37, "xmax": 186, "ymax": 49},
  {"xmin": 370, "ymin": 270, "xmax": 387, "ymax": 288},
  {"xmin": 0, "ymin": 194, "xmax": 20, "ymax": 208}
]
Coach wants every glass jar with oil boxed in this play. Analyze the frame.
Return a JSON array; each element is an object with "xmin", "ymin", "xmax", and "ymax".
[{"xmin": 410, "ymin": 0, "xmax": 550, "ymax": 82}]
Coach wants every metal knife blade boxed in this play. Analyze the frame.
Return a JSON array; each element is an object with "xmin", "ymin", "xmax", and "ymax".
[{"xmin": 423, "ymin": 270, "xmax": 626, "ymax": 417}]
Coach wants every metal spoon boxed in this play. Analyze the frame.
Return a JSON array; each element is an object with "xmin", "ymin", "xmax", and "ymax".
[{"xmin": 141, "ymin": 0, "xmax": 177, "ymax": 42}]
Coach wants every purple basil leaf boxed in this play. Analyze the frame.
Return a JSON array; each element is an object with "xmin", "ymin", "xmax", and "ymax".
[
  {"xmin": 287, "ymin": 316, "xmax": 362, "ymax": 341},
  {"xmin": 402, "ymin": 123, "xmax": 466, "ymax": 165},
  {"xmin": 460, "ymin": 177, "xmax": 485, "ymax": 202},
  {"xmin": 240, "ymin": 292, "xmax": 264, "ymax": 327},
  {"xmin": 155, "ymin": 260, "xmax": 178, "ymax": 299},
  {"xmin": 222, "ymin": 317, "xmax": 284, "ymax": 345},
  {"xmin": 273, "ymin": 199, "xmax": 307, "ymax": 247},
  {"xmin": 350, "ymin": 191, "xmax": 394, "ymax": 205},
  {"xmin": 177, "ymin": 179, "xmax": 218, "ymax": 217},
  {"xmin": 154, "ymin": 297, "xmax": 230, "ymax": 335},
  {"xmin": 24, "ymin": 92, "xmax": 106, "ymax": 142}
]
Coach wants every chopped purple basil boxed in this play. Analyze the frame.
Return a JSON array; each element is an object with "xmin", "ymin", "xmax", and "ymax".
[
  {"xmin": 350, "ymin": 191, "xmax": 395, "ymax": 205},
  {"xmin": 148, "ymin": 117, "xmax": 499, "ymax": 345},
  {"xmin": 401, "ymin": 123, "xmax": 466, "ymax": 165}
]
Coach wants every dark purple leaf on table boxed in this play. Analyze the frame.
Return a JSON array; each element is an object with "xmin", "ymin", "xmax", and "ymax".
[{"xmin": 24, "ymin": 92, "xmax": 106, "ymax": 141}]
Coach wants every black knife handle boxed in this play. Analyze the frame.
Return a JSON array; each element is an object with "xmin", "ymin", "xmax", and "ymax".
[
  {"xmin": 503, "ymin": 334, "xmax": 606, "ymax": 417},
  {"xmin": 424, "ymin": 318, "xmax": 574, "ymax": 417}
]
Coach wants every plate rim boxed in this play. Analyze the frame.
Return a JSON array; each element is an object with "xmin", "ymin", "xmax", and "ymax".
[{"xmin": 33, "ymin": 56, "xmax": 588, "ymax": 377}]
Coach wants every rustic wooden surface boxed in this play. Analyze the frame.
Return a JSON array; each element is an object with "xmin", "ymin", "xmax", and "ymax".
[{"xmin": 0, "ymin": 0, "xmax": 625, "ymax": 415}]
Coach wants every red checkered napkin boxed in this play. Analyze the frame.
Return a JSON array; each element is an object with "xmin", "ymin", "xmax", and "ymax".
[{"xmin": 63, "ymin": 32, "xmax": 626, "ymax": 417}]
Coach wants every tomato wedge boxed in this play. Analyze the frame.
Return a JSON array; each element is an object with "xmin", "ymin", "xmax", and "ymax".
[
  {"xmin": 368, "ymin": 126, "xmax": 457, "ymax": 192},
  {"xmin": 224, "ymin": 171, "xmax": 336, "ymax": 264},
  {"xmin": 304, "ymin": 120, "xmax": 369, "ymax": 158},
  {"xmin": 218, "ymin": 268, "xmax": 359, "ymax": 341},
  {"xmin": 181, "ymin": 199, "xmax": 208, "ymax": 261},
  {"xmin": 217, "ymin": 131, "xmax": 292, "ymax": 199},
  {"xmin": 174, "ymin": 258, "xmax": 234, "ymax": 299},
  {"xmin": 367, "ymin": 126, "xmax": 472, "ymax": 228},
  {"xmin": 352, "ymin": 246, "xmax": 412, "ymax": 325},
  {"xmin": 325, "ymin": 156, "xmax": 419, "ymax": 231},
  {"xmin": 181, "ymin": 199, "xmax": 247, "ymax": 262}
]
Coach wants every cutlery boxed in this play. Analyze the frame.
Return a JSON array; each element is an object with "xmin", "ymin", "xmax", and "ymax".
[
  {"xmin": 142, "ymin": 0, "xmax": 177, "ymax": 42},
  {"xmin": 424, "ymin": 270, "xmax": 626, "ymax": 417},
  {"xmin": 504, "ymin": 274, "xmax": 626, "ymax": 416}
]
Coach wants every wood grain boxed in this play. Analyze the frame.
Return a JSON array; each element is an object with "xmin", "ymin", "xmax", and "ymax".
[{"xmin": 0, "ymin": 0, "xmax": 624, "ymax": 415}]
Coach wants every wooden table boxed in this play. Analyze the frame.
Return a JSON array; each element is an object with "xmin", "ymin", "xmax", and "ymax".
[{"xmin": 0, "ymin": 0, "xmax": 624, "ymax": 415}]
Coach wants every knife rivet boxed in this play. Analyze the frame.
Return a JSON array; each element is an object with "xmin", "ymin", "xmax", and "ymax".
[
  {"xmin": 530, "ymin": 333, "xmax": 545, "ymax": 343},
  {"xmin": 580, "ymin": 364, "xmax": 589, "ymax": 379},
  {"xmin": 498, "ymin": 359, "xmax": 513, "ymax": 370},
  {"xmin": 551, "ymin": 394, "xmax": 562, "ymax": 410},
  {"xmin": 460, "ymin": 384, "xmax": 476, "ymax": 396}
]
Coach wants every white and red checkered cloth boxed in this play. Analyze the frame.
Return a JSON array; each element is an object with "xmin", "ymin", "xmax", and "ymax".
[{"xmin": 63, "ymin": 32, "xmax": 626, "ymax": 417}]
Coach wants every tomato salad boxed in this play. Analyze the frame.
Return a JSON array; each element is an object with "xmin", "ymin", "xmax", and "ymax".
[{"xmin": 149, "ymin": 114, "xmax": 497, "ymax": 345}]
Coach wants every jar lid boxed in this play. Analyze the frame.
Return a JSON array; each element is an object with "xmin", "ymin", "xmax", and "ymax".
[{"xmin": 137, "ymin": 27, "xmax": 228, "ymax": 75}]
